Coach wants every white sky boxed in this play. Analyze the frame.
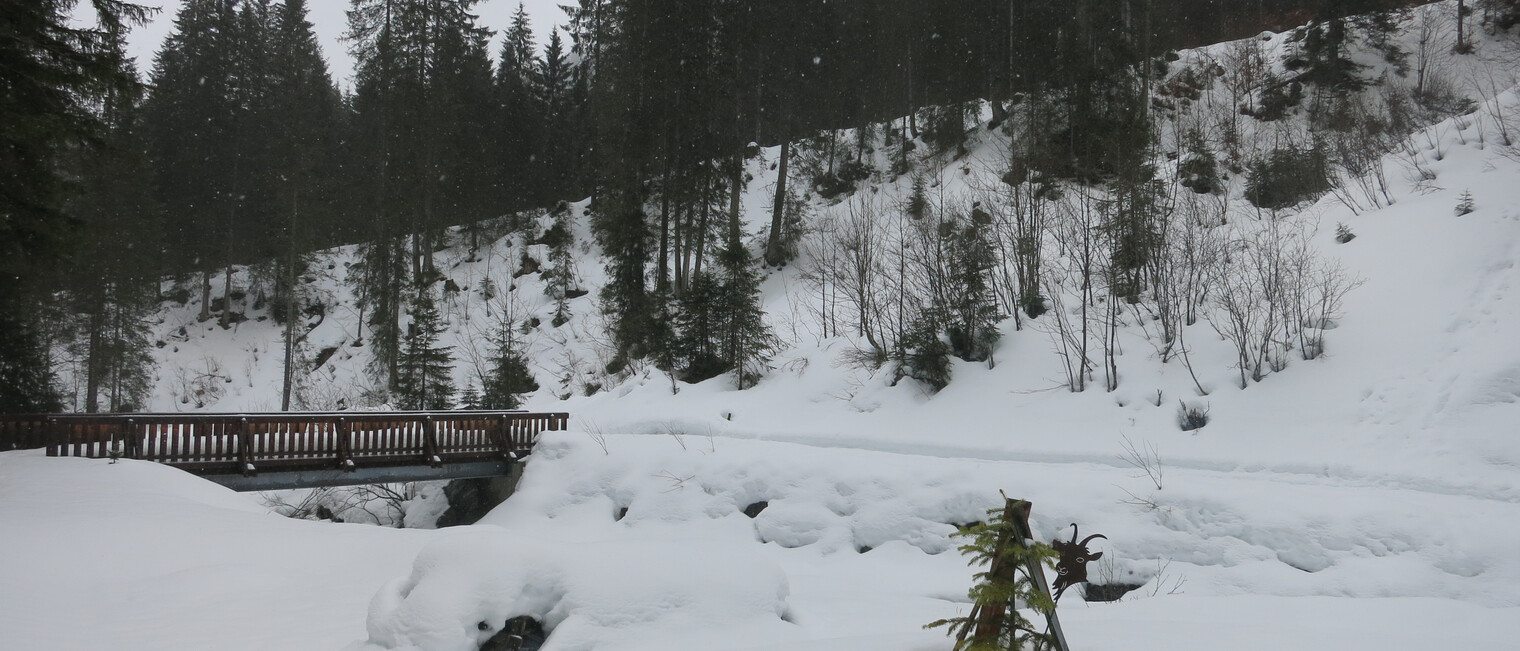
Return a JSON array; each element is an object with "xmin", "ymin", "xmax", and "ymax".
[{"xmin": 118, "ymin": 0, "xmax": 569, "ymax": 88}]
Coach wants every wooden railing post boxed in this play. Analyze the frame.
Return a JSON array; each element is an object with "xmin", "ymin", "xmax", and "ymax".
[
  {"xmin": 44, "ymin": 417, "xmax": 59, "ymax": 457},
  {"xmin": 491, "ymin": 414, "xmax": 511, "ymax": 458},
  {"xmin": 236, "ymin": 417, "xmax": 256, "ymax": 477},
  {"xmin": 422, "ymin": 416, "xmax": 442, "ymax": 468},
  {"xmin": 336, "ymin": 417, "xmax": 354, "ymax": 471},
  {"xmin": 124, "ymin": 418, "xmax": 139, "ymax": 459}
]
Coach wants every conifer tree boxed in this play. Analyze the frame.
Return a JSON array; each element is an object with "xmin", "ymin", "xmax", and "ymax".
[
  {"xmin": 942, "ymin": 217, "xmax": 1003, "ymax": 363},
  {"xmin": 482, "ymin": 322, "xmax": 539, "ymax": 409},
  {"xmin": 1, "ymin": 0, "xmax": 151, "ymax": 412},
  {"xmin": 393, "ymin": 290, "xmax": 455, "ymax": 410},
  {"xmin": 714, "ymin": 243, "xmax": 777, "ymax": 390},
  {"xmin": 537, "ymin": 29, "xmax": 575, "ymax": 196},
  {"xmin": 494, "ymin": 3, "xmax": 542, "ymax": 211},
  {"xmin": 63, "ymin": 18, "xmax": 162, "ymax": 414},
  {"xmin": 927, "ymin": 499, "xmax": 1060, "ymax": 651},
  {"xmin": 267, "ymin": 0, "xmax": 340, "ymax": 410},
  {"xmin": 143, "ymin": 0, "xmax": 242, "ymax": 323},
  {"xmin": 541, "ymin": 207, "xmax": 579, "ymax": 327}
]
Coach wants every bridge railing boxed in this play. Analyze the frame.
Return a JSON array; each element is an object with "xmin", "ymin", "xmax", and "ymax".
[{"xmin": 0, "ymin": 411, "xmax": 568, "ymax": 477}]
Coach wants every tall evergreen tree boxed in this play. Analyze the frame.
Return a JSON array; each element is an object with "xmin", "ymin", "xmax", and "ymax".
[
  {"xmin": 62, "ymin": 14, "xmax": 162, "ymax": 413},
  {"xmin": 266, "ymin": 0, "xmax": 341, "ymax": 409},
  {"xmin": 0, "ymin": 0, "xmax": 151, "ymax": 413},
  {"xmin": 537, "ymin": 29, "xmax": 574, "ymax": 195},
  {"xmin": 493, "ymin": 2, "xmax": 542, "ymax": 211},
  {"xmin": 143, "ymin": 0, "xmax": 251, "ymax": 324}
]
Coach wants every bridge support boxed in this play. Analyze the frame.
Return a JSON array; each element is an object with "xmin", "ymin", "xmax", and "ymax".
[{"xmin": 202, "ymin": 459, "xmax": 517, "ymax": 492}]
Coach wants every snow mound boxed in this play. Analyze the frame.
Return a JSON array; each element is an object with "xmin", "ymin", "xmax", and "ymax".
[{"xmin": 353, "ymin": 530, "xmax": 793, "ymax": 651}]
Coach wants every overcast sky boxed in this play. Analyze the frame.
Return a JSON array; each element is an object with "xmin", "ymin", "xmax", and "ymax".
[{"xmin": 115, "ymin": 1, "xmax": 570, "ymax": 88}]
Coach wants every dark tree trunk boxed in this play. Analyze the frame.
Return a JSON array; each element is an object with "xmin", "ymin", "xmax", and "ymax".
[{"xmin": 764, "ymin": 140, "xmax": 790, "ymax": 265}]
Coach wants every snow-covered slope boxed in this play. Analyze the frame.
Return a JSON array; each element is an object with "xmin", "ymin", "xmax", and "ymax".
[{"xmin": 6, "ymin": 4, "xmax": 1520, "ymax": 649}]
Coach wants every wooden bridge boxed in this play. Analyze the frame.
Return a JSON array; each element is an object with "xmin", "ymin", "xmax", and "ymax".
[{"xmin": 0, "ymin": 411, "xmax": 569, "ymax": 491}]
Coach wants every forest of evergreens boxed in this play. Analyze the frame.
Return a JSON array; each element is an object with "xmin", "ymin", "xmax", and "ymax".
[{"xmin": 5, "ymin": 0, "xmax": 1519, "ymax": 414}]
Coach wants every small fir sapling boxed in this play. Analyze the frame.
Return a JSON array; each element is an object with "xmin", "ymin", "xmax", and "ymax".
[
  {"xmin": 1334, "ymin": 222, "xmax": 1356, "ymax": 243},
  {"xmin": 926, "ymin": 498, "xmax": 1059, "ymax": 650},
  {"xmin": 1455, "ymin": 189, "xmax": 1476, "ymax": 216}
]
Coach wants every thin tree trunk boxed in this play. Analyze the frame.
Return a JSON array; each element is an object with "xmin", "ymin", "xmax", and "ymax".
[
  {"xmin": 658, "ymin": 160, "xmax": 671, "ymax": 292},
  {"xmin": 199, "ymin": 270, "xmax": 212, "ymax": 322},
  {"xmin": 764, "ymin": 140, "xmax": 791, "ymax": 265},
  {"xmin": 85, "ymin": 308, "xmax": 103, "ymax": 413},
  {"xmin": 282, "ymin": 191, "xmax": 300, "ymax": 412}
]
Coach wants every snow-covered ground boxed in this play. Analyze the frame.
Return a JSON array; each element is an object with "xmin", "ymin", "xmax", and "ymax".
[{"xmin": 8, "ymin": 5, "xmax": 1520, "ymax": 649}]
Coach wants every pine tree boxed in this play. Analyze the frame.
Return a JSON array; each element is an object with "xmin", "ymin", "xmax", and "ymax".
[
  {"xmin": 675, "ymin": 272, "xmax": 726, "ymax": 382},
  {"xmin": 482, "ymin": 322, "xmax": 539, "ymax": 409},
  {"xmin": 267, "ymin": 0, "xmax": 341, "ymax": 410},
  {"xmin": 715, "ymin": 243, "xmax": 777, "ymax": 390},
  {"xmin": 0, "ymin": 0, "xmax": 151, "ymax": 413},
  {"xmin": 541, "ymin": 206, "xmax": 578, "ymax": 327},
  {"xmin": 144, "ymin": 0, "xmax": 253, "ymax": 325},
  {"xmin": 458, "ymin": 383, "xmax": 483, "ymax": 410},
  {"xmin": 537, "ymin": 29, "xmax": 574, "ymax": 196},
  {"xmin": 393, "ymin": 291, "xmax": 455, "ymax": 410},
  {"xmin": 942, "ymin": 217, "xmax": 1003, "ymax": 363},
  {"xmin": 899, "ymin": 314, "xmax": 952, "ymax": 392},
  {"xmin": 1300, "ymin": 0, "xmax": 1405, "ymax": 90},
  {"xmin": 1456, "ymin": 189, "xmax": 1476, "ymax": 216},
  {"xmin": 494, "ymin": 2, "xmax": 542, "ymax": 212},
  {"xmin": 927, "ymin": 499, "xmax": 1059, "ymax": 650},
  {"xmin": 63, "ymin": 30, "xmax": 163, "ymax": 413}
]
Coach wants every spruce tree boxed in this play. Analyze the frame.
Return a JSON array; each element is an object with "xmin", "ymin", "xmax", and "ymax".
[
  {"xmin": 942, "ymin": 218, "xmax": 1002, "ymax": 363},
  {"xmin": 537, "ymin": 29, "xmax": 574, "ymax": 196},
  {"xmin": 144, "ymin": 0, "xmax": 248, "ymax": 324},
  {"xmin": 927, "ymin": 499, "xmax": 1059, "ymax": 650},
  {"xmin": 482, "ymin": 322, "xmax": 539, "ymax": 409},
  {"xmin": 64, "ymin": 40, "xmax": 162, "ymax": 413},
  {"xmin": 541, "ymin": 207, "xmax": 579, "ymax": 327},
  {"xmin": 267, "ymin": 0, "xmax": 340, "ymax": 410},
  {"xmin": 714, "ymin": 243, "xmax": 777, "ymax": 390},
  {"xmin": 393, "ymin": 291, "xmax": 455, "ymax": 410},
  {"xmin": 0, "ymin": 0, "xmax": 151, "ymax": 413},
  {"xmin": 494, "ymin": 3, "xmax": 542, "ymax": 212}
]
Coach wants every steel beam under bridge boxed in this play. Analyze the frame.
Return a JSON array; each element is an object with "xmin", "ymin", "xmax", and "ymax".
[{"xmin": 202, "ymin": 458, "xmax": 517, "ymax": 492}]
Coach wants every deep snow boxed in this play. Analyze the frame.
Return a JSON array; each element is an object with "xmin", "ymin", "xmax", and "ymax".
[{"xmin": 8, "ymin": 4, "xmax": 1520, "ymax": 649}]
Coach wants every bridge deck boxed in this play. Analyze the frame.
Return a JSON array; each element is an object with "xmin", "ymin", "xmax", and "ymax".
[{"xmin": 0, "ymin": 411, "xmax": 568, "ymax": 491}]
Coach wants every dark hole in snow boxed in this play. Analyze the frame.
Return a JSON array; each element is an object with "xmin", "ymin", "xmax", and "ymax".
[
  {"xmin": 312, "ymin": 346, "xmax": 339, "ymax": 372},
  {"xmin": 856, "ymin": 544, "xmax": 873, "ymax": 554},
  {"xmin": 952, "ymin": 521, "xmax": 984, "ymax": 532},
  {"xmin": 480, "ymin": 616, "xmax": 546, "ymax": 651},
  {"xmin": 616, "ymin": 506, "xmax": 629, "ymax": 521},
  {"xmin": 1082, "ymin": 582, "xmax": 1144, "ymax": 602},
  {"xmin": 743, "ymin": 501, "xmax": 769, "ymax": 518}
]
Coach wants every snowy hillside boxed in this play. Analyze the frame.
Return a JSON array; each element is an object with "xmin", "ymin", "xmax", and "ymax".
[{"xmin": 6, "ymin": 4, "xmax": 1520, "ymax": 650}]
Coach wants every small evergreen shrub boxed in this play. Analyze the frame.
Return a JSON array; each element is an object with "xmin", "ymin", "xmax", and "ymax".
[
  {"xmin": 1244, "ymin": 147, "xmax": 1330, "ymax": 210},
  {"xmin": 1178, "ymin": 401, "xmax": 1210, "ymax": 432},
  {"xmin": 1334, "ymin": 223, "xmax": 1355, "ymax": 243},
  {"xmin": 899, "ymin": 317, "xmax": 952, "ymax": 392},
  {"xmin": 1455, "ymin": 190, "xmax": 1475, "ymax": 216}
]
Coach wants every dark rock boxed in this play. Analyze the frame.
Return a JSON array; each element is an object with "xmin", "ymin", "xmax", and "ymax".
[
  {"xmin": 480, "ymin": 617, "xmax": 547, "ymax": 651},
  {"xmin": 743, "ymin": 501, "xmax": 769, "ymax": 518},
  {"xmin": 1082, "ymin": 582, "xmax": 1144, "ymax": 603},
  {"xmin": 437, "ymin": 473, "xmax": 520, "ymax": 528}
]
